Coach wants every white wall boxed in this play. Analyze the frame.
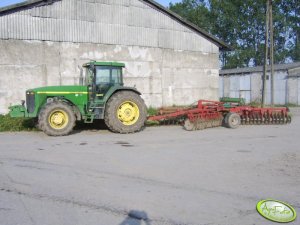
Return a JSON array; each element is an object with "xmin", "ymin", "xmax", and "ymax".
[{"xmin": 0, "ymin": 40, "xmax": 219, "ymax": 114}]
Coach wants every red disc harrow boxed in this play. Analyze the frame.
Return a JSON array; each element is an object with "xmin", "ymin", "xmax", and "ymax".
[{"xmin": 147, "ymin": 100, "xmax": 291, "ymax": 131}]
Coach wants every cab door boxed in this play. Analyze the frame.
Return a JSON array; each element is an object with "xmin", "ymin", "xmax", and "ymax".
[{"xmin": 95, "ymin": 66, "xmax": 123, "ymax": 100}]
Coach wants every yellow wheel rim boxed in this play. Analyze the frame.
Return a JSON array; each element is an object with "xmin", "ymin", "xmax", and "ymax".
[
  {"xmin": 48, "ymin": 110, "xmax": 69, "ymax": 130},
  {"xmin": 117, "ymin": 101, "xmax": 140, "ymax": 126}
]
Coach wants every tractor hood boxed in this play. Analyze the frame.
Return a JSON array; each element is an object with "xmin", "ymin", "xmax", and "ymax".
[{"xmin": 29, "ymin": 85, "xmax": 88, "ymax": 94}]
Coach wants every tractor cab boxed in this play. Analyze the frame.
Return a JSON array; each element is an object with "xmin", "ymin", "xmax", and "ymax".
[{"xmin": 81, "ymin": 62, "xmax": 125, "ymax": 101}]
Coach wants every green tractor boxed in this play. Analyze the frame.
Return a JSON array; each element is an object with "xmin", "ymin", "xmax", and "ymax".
[{"xmin": 9, "ymin": 61, "xmax": 147, "ymax": 136}]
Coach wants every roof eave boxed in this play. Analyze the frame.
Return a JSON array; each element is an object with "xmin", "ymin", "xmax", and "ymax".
[{"xmin": 220, "ymin": 62, "xmax": 300, "ymax": 75}]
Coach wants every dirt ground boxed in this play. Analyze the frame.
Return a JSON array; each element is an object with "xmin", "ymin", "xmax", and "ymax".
[{"xmin": 0, "ymin": 109, "xmax": 299, "ymax": 225}]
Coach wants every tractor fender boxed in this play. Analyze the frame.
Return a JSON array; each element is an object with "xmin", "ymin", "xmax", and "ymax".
[
  {"xmin": 40, "ymin": 97, "xmax": 82, "ymax": 121},
  {"xmin": 103, "ymin": 87, "xmax": 142, "ymax": 104}
]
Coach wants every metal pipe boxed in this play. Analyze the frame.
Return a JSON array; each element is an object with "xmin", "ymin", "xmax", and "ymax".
[
  {"xmin": 269, "ymin": 0, "xmax": 275, "ymax": 106},
  {"xmin": 262, "ymin": 0, "xmax": 270, "ymax": 107}
]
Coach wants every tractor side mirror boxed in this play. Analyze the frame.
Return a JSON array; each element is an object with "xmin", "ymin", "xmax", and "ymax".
[{"xmin": 90, "ymin": 64, "xmax": 95, "ymax": 71}]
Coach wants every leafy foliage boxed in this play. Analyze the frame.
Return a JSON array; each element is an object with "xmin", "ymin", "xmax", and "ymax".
[
  {"xmin": 169, "ymin": 0, "xmax": 300, "ymax": 68},
  {"xmin": 0, "ymin": 114, "xmax": 37, "ymax": 132},
  {"xmin": 147, "ymin": 107, "xmax": 159, "ymax": 116}
]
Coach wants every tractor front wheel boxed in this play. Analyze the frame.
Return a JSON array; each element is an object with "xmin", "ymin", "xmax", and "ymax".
[
  {"xmin": 104, "ymin": 91, "xmax": 147, "ymax": 133},
  {"xmin": 38, "ymin": 101, "xmax": 76, "ymax": 136}
]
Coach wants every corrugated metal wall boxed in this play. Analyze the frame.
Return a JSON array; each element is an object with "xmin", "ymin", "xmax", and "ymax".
[
  {"xmin": 298, "ymin": 78, "xmax": 300, "ymax": 105},
  {"xmin": 224, "ymin": 75, "xmax": 251, "ymax": 103},
  {"xmin": 219, "ymin": 76, "xmax": 224, "ymax": 97},
  {"xmin": 0, "ymin": 0, "xmax": 217, "ymax": 53},
  {"xmin": 219, "ymin": 72, "xmax": 293, "ymax": 105},
  {"xmin": 239, "ymin": 75, "xmax": 251, "ymax": 103}
]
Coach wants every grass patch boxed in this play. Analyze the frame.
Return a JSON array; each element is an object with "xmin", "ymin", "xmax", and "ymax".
[
  {"xmin": 146, "ymin": 107, "xmax": 160, "ymax": 126},
  {"xmin": 147, "ymin": 107, "xmax": 158, "ymax": 116},
  {"xmin": 0, "ymin": 114, "xmax": 37, "ymax": 132},
  {"xmin": 145, "ymin": 120, "xmax": 160, "ymax": 126}
]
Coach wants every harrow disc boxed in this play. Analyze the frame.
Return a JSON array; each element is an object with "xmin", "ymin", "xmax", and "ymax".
[
  {"xmin": 183, "ymin": 117, "xmax": 223, "ymax": 131},
  {"xmin": 239, "ymin": 112, "xmax": 291, "ymax": 126}
]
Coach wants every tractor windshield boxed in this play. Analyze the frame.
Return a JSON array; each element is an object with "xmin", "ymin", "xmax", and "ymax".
[{"xmin": 95, "ymin": 66, "xmax": 123, "ymax": 85}]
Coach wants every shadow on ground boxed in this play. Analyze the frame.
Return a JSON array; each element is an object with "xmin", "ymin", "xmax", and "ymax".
[
  {"xmin": 73, "ymin": 119, "xmax": 109, "ymax": 133},
  {"xmin": 119, "ymin": 210, "xmax": 151, "ymax": 225}
]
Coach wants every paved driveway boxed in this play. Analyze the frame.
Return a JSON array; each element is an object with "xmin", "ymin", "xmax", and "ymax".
[{"xmin": 0, "ymin": 109, "xmax": 299, "ymax": 225}]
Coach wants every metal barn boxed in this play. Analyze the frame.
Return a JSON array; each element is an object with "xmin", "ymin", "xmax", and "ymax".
[{"xmin": 0, "ymin": 0, "xmax": 229, "ymax": 114}]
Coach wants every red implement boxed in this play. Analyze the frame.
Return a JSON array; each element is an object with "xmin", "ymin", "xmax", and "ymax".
[{"xmin": 147, "ymin": 100, "xmax": 291, "ymax": 131}]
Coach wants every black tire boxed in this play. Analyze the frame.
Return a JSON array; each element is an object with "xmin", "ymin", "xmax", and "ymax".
[
  {"xmin": 224, "ymin": 112, "xmax": 241, "ymax": 129},
  {"xmin": 38, "ymin": 101, "xmax": 76, "ymax": 136},
  {"xmin": 183, "ymin": 119, "xmax": 195, "ymax": 131},
  {"xmin": 104, "ymin": 91, "xmax": 147, "ymax": 133}
]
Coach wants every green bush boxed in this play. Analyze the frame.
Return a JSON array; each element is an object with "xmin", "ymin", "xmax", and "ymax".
[
  {"xmin": 247, "ymin": 101, "xmax": 261, "ymax": 107},
  {"xmin": 274, "ymin": 103, "xmax": 299, "ymax": 108},
  {"xmin": 147, "ymin": 107, "xmax": 158, "ymax": 116},
  {"xmin": 0, "ymin": 114, "xmax": 37, "ymax": 132}
]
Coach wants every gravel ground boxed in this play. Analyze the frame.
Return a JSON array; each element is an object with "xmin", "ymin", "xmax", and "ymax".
[{"xmin": 0, "ymin": 109, "xmax": 299, "ymax": 225}]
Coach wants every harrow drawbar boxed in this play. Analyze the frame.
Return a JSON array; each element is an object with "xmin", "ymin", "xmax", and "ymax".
[{"xmin": 147, "ymin": 100, "xmax": 291, "ymax": 131}]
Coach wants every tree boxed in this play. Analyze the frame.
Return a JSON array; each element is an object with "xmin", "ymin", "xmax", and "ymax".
[
  {"xmin": 169, "ymin": 0, "xmax": 299, "ymax": 68},
  {"xmin": 278, "ymin": 0, "xmax": 300, "ymax": 61}
]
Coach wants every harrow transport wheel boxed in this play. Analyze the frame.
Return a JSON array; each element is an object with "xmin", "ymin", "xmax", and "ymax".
[
  {"xmin": 225, "ymin": 112, "xmax": 241, "ymax": 129},
  {"xmin": 287, "ymin": 115, "xmax": 292, "ymax": 123},
  {"xmin": 38, "ymin": 101, "xmax": 76, "ymax": 136},
  {"xmin": 183, "ymin": 119, "xmax": 195, "ymax": 131},
  {"xmin": 104, "ymin": 91, "xmax": 147, "ymax": 133}
]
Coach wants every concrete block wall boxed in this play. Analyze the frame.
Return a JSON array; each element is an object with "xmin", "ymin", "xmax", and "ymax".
[{"xmin": 0, "ymin": 39, "xmax": 219, "ymax": 114}]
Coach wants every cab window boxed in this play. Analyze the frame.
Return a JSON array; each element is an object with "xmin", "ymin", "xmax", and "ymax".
[
  {"xmin": 112, "ymin": 68, "xmax": 122, "ymax": 84},
  {"xmin": 85, "ymin": 67, "xmax": 94, "ymax": 85},
  {"xmin": 95, "ymin": 66, "xmax": 122, "ymax": 85}
]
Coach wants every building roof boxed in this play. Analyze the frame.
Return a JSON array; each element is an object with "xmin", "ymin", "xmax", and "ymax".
[
  {"xmin": 220, "ymin": 62, "xmax": 300, "ymax": 76},
  {"xmin": 0, "ymin": 0, "xmax": 231, "ymax": 50}
]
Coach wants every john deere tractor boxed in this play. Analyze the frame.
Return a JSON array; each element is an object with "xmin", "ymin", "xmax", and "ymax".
[{"xmin": 9, "ymin": 61, "xmax": 147, "ymax": 136}]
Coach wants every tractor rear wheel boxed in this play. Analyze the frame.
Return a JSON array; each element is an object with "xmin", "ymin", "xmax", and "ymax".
[
  {"xmin": 224, "ymin": 112, "xmax": 241, "ymax": 129},
  {"xmin": 104, "ymin": 91, "xmax": 147, "ymax": 133},
  {"xmin": 38, "ymin": 101, "xmax": 76, "ymax": 136}
]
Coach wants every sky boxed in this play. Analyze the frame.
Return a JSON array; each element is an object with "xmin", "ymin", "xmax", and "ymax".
[
  {"xmin": 0, "ymin": 0, "xmax": 24, "ymax": 7},
  {"xmin": 156, "ymin": 0, "xmax": 182, "ymax": 6},
  {"xmin": 0, "ymin": 0, "xmax": 182, "ymax": 8}
]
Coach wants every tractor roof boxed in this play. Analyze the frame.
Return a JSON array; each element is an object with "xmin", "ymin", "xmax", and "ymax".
[{"xmin": 83, "ymin": 61, "xmax": 125, "ymax": 67}]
